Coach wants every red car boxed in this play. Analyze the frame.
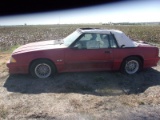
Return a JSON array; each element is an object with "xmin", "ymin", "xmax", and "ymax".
[{"xmin": 7, "ymin": 28, "xmax": 160, "ymax": 78}]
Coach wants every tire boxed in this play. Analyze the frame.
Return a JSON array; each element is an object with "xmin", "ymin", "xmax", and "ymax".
[
  {"xmin": 30, "ymin": 59, "xmax": 55, "ymax": 79},
  {"xmin": 121, "ymin": 57, "xmax": 142, "ymax": 74}
]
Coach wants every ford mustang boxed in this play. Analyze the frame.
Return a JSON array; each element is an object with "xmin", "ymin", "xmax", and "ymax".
[{"xmin": 7, "ymin": 28, "xmax": 160, "ymax": 78}]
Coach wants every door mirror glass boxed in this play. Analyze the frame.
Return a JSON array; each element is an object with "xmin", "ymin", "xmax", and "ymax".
[
  {"xmin": 72, "ymin": 43, "xmax": 82, "ymax": 49},
  {"xmin": 121, "ymin": 45, "xmax": 125, "ymax": 48}
]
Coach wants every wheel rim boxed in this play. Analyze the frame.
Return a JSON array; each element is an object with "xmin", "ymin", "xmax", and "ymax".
[
  {"xmin": 35, "ymin": 63, "xmax": 51, "ymax": 78},
  {"xmin": 125, "ymin": 60, "xmax": 139, "ymax": 74}
]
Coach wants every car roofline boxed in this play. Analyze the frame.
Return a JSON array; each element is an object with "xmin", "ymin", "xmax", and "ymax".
[
  {"xmin": 76, "ymin": 28, "xmax": 136, "ymax": 48},
  {"xmin": 77, "ymin": 28, "xmax": 122, "ymax": 34}
]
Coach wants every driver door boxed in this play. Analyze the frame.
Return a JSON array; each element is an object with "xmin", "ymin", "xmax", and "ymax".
[{"xmin": 64, "ymin": 33, "xmax": 113, "ymax": 72}]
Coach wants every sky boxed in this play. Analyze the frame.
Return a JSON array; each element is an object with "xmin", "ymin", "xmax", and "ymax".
[{"xmin": 0, "ymin": 0, "xmax": 160, "ymax": 25}]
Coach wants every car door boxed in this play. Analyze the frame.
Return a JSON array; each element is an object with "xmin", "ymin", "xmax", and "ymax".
[{"xmin": 64, "ymin": 33, "xmax": 114, "ymax": 72}]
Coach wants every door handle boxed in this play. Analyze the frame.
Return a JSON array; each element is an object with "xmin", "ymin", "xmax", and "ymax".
[{"xmin": 105, "ymin": 51, "xmax": 112, "ymax": 54}]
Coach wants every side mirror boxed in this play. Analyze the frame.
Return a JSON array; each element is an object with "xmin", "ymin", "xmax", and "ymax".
[
  {"xmin": 72, "ymin": 44, "xmax": 81, "ymax": 49},
  {"xmin": 72, "ymin": 46, "xmax": 79, "ymax": 49},
  {"xmin": 121, "ymin": 45, "xmax": 125, "ymax": 48}
]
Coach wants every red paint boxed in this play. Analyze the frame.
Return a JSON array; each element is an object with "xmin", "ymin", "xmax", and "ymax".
[{"xmin": 7, "ymin": 40, "xmax": 160, "ymax": 74}]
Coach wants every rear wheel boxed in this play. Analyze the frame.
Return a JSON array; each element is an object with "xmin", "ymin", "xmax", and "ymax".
[
  {"xmin": 30, "ymin": 59, "xmax": 55, "ymax": 78},
  {"xmin": 121, "ymin": 57, "xmax": 142, "ymax": 74}
]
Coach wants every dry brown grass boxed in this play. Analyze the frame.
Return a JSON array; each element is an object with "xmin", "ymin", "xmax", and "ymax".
[
  {"xmin": 0, "ymin": 105, "xmax": 8, "ymax": 119},
  {"xmin": 0, "ymin": 25, "xmax": 160, "ymax": 51},
  {"xmin": 0, "ymin": 52, "xmax": 10, "ymax": 79}
]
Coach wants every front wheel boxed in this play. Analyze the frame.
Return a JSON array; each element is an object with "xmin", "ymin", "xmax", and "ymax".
[
  {"xmin": 30, "ymin": 60, "xmax": 55, "ymax": 78},
  {"xmin": 121, "ymin": 57, "xmax": 142, "ymax": 74}
]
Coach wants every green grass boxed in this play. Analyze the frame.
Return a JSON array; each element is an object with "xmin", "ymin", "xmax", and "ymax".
[
  {"xmin": 9, "ymin": 45, "xmax": 21, "ymax": 52},
  {"xmin": 0, "ymin": 44, "xmax": 20, "ymax": 53}
]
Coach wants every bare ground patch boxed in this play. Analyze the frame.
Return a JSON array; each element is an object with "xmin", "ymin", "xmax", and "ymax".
[{"xmin": 0, "ymin": 65, "xmax": 159, "ymax": 119}]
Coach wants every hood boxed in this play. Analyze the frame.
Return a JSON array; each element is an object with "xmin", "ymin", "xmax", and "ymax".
[{"xmin": 13, "ymin": 40, "xmax": 67, "ymax": 55}]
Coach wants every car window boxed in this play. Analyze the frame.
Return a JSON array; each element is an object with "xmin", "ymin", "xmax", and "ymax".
[
  {"xmin": 74, "ymin": 33, "xmax": 99, "ymax": 49},
  {"xmin": 108, "ymin": 34, "xmax": 118, "ymax": 48},
  {"xmin": 80, "ymin": 34, "xmax": 92, "ymax": 41},
  {"xmin": 74, "ymin": 33, "xmax": 115, "ymax": 49}
]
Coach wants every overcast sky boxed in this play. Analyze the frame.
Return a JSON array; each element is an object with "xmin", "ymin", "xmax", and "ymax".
[{"xmin": 0, "ymin": 0, "xmax": 160, "ymax": 25}]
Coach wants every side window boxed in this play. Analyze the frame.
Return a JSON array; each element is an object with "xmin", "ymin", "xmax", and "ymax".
[
  {"xmin": 108, "ymin": 34, "xmax": 118, "ymax": 48},
  {"xmin": 74, "ymin": 33, "xmax": 100, "ymax": 49},
  {"xmin": 79, "ymin": 34, "xmax": 92, "ymax": 41},
  {"xmin": 85, "ymin": 33, "xmax": 100, "ymax": 49},
  {"xmin": 99, "ymin": 34, "xmax": 110, "ymax": 48},
  {"xmin": 73, "ymin": 33, "xmax": 118, "ymax": 49},
  {"xmin": 98, "ymin": 33, "xmax": 118, "ymax": 48}
]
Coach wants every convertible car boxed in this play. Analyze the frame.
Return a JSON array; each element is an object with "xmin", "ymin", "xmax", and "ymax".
[{"xmin": 7, "ymin": 28, "xmax": 160, "ymax": 78}]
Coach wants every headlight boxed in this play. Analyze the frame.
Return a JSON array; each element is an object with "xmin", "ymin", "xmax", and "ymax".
[{"xmin": 10, "ymin": 56, "xmax": 16, "ymax": 63}]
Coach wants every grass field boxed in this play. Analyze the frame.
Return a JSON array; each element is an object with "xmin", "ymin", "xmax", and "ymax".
[
  {"xmin": 0, "ymin": 24, "xmax": 160, "ymax": 51},
  {"xmin": 0, "ymin": 25, "xmax": 160, "ymax": 119}
]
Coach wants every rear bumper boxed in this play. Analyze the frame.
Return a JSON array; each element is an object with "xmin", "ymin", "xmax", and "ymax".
[
  {"xmin": 143, "ymin": 57, "xmax": 160, "ymax": 68},
  {"xmin": 7, "ymin": 60, "xmax": 28, "ymax": 74},
  {"xmin": 158, "ymin": 56, "xmax": 160, "ymax": 64}
]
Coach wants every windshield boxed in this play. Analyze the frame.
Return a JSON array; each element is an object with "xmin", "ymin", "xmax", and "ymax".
[{"xmin": 63, "ymin": 31, "xmax": 81, "ymax": 46}]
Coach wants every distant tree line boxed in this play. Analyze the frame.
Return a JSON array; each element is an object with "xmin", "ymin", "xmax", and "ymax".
[{"xmin": 102, "ymin": 22, "xmax": 160, "ymax": 25}]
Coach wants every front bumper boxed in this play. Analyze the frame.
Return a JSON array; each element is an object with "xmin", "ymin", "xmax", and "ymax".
[{"xmin": 7, "ymin": 60, "xmax": 28, "ymax": 74}]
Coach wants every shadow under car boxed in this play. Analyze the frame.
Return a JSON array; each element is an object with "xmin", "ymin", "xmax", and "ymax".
[{"xmin": 3, "ymin": 68, "xmax": 160, "ymax": 96}]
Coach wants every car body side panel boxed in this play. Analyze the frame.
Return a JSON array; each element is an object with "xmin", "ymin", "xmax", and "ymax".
[
  {"xmin": 7, "ymin": 46, "xmax": 159, "ymax": 74},
  {"xmin": 7, "ymin": 49, "xmax": 66, "ymax": 74},
  {"xmin": 112, "ymin": 46, "xmax": 160, "ymax": 70},
  {"xmin": 64, "ymin": 48, "xmax": 113, "ymax": 72}
]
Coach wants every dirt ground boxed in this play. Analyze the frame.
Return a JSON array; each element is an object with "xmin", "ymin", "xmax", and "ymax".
[{"xmin": 0, "ymin": 52, "xmax": 160, "ymax": 120}]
